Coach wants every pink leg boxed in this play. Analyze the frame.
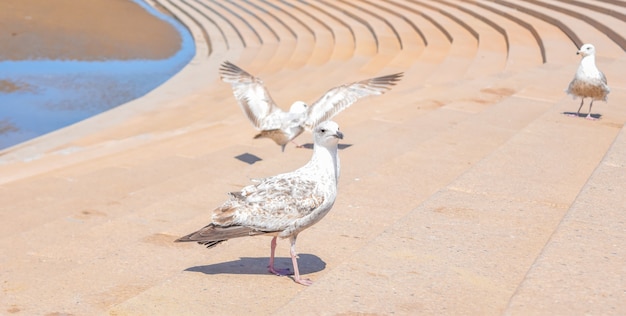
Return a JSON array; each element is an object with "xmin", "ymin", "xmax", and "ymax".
[
  {"xmin": 585, "ymin": 100, "xmax": 597, "ymax": 120},
  {"xmin": 289, "ymin": 236, "xmax": 313, "ymax": 286},
  {"xmin": 268, "ymin": 236, "xmax": 290, "ymax": 276}
]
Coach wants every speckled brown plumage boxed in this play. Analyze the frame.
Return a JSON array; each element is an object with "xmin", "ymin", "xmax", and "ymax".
[
  {"xmin": 565, "ymin": 44, "xmax": 610, "ymax": 120},
  {"xmin": 176, "ymin": 121, "xmax": 344, "ymax": 285}
]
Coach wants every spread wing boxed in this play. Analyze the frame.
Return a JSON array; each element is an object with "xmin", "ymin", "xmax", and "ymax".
[
  {"xmin": 303, "ymin": 72, "xmax": 403, "ymax": 130},
  {"xmin": 219, "ymin": 61, "xmax": 284, "ymax": 130}
]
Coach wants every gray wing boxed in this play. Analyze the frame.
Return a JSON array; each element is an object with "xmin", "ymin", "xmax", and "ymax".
[
  {"xmin": 303, "ymin": 73, "xmax": 403, "ymax": 130},
  {"xmin": 219, "ymin": 61, "xmax": 284, "ymax": 130},
  {"xmin": 600, "ymin": 71, "xmax": 608, "ymax": 85}
]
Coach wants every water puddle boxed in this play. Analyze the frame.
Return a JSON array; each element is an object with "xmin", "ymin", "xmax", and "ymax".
[{"xmin": 0, "ymin": 0, "xmax": 195, "ymax": 150}]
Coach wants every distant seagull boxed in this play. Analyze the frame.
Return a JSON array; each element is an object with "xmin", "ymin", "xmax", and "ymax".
[
  {"xmin": 565, "ymin": 43, "xmax": 610, "ymax": 120},
  {"xmin": 219, "ymin": 61, "xmax": 402, "ymax": 151},
  {"xmin": 176, "ymin": 121, "xmax": 343, "ymax": 286}
]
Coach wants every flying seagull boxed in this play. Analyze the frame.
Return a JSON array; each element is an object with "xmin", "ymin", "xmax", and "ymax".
[
  {"xmin": 219, "ymin": 61, "xmax": 402, "ymax": 151},
  {"xmin": 176, "ymin": 121, "xmax": 343, "ymax": 286},
  {"xmin": 565, "ymin": 43, "xmax": 610, "ymax": 120}
]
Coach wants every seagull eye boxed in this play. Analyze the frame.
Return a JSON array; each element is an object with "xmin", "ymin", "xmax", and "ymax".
[{"xmin": 319, "ymin": 128, "xmax": 327, "ymax": 133}]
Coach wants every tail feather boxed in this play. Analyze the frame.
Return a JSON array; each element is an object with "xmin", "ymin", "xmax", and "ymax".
[
  {"xmin": 254, "ymin": 129, "xmax": 290, "ymax": 148},
  {"xmin": 174, "ymin": 236, "xmax": 225, "ymax": 249},
  {"xmin": 175, "ymin": 224, "xmax": 275, "ymax": 247},
  {"xmin": 198, "ymin": 240, "xmax": 226, "ymax": 249}
]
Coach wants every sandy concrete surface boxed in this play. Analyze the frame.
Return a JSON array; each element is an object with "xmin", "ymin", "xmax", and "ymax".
[
  {"xmin": 0, "ymin": 0, "xmax": 181, "ymax": 60},
  {"xmin": 1, "ymin": 1, "xmax": 625, "ymax": 315}
]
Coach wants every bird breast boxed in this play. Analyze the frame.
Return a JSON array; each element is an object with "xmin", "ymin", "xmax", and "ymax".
[{"xmin": 577, "ymin": 57, "xmax": 601, "ymax": 80}]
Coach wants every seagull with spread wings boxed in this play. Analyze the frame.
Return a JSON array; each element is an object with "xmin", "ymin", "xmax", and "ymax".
[{"xmin": 219, "ymin": 61, "xmax": 402, "ymax": 151}]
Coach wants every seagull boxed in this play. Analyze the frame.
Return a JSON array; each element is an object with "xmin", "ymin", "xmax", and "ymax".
[
  {"xmin": 176, "ymin": 121, "xmax": 343, "ymax": 286},
  {"xmin": 565, "ymin": 43, "xmax": 610, "ymax": 120},
  {"xmin": 219, "ymin": 61, "xmax": 402, "ymax": 151}
]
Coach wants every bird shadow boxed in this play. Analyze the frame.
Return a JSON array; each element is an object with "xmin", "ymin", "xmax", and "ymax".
[
  {"xmin": 184, "ymin": 254, "xmax": 326, "ymax": 276},
  {"xmin": 234, "ymin": 152, "xmax": 263, "ymax": 164},
  {"xmin": 300, "ymin": 143, "xmax": 353, "ymax": 150},
  {"xmin": 562, "ymin": 112, "xmax": 602, "ymax": 119}
]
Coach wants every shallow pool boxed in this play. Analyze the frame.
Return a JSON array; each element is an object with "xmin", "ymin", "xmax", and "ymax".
[{"xmin": 0, "ymin": 1, "xmax": 195, "ymax": 150}]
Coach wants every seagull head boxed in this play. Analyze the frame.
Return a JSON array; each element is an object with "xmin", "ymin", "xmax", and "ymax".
[
  {"xmin": 577, "ymin": 44, "xmax": 596, "ymax": 57},
  {"xmin": 314, "ymin": 121, "xmax": 343, "ymax": 148},
  {"xmin": 289, "ymin": 101, "xmax": 308, "ymax": 114}
]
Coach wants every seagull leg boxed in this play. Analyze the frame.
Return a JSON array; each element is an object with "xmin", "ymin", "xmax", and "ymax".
[
  {"xmin": 567, "ymin": 98, "xmax": 584, "ymax": 117},
  {"xmin": 577, "ymin": 98, "xmax": 585, "ymax": 116},
  {"xmin": 575, "ymin": 98, "xmax": 585, "ymax": 117},
  {"xmin": 268, "ymin": 236, "xmax": 290, "ymax": 276},
  {"xmin": 585, "ymin": 100, "xmax": 597, "ymax": 120},
  {"xmin": 289, "ymin": 235, "xmax": 313, "ymax": 286}
]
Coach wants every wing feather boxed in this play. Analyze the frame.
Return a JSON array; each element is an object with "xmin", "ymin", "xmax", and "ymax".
[
  {"xmin": 303, "ymin": 72, "xmax": 403, "ymax": 130},
  {"xmin": 219, "ymin": 61, "xmax": 283, "ymax": 129},
  {"xmin": 600, "ymin": 71, "xmax": 608, "ymax": 85},
  {"xmin": 175, "ymin": 225, "xmax": 270, "ymax": 243},
  {"xmin": 175, "ymin": 175, "xmax": 324, "ymax": 247},
  {"xmin": 216, "ymin": 176, "xmax": 324, "ymax": 232}
]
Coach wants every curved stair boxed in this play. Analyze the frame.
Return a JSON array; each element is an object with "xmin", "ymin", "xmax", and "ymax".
[{"xmin": 1, "ymin": 1, "xmax": 625, "ymax": 314}]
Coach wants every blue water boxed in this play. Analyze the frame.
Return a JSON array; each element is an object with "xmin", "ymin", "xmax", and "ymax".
[{"xmin": 0, "ymin": 0, "xmax": 195, "ymax": 150}]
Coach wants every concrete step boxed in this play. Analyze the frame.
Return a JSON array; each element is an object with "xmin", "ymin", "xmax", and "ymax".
[
  {"xmin": 354, "ymin": 0, "xmax": 427, "ymax": 70},
  {"xmin": 0, "ymin": 56, "xmax": 544, "ymax": 316},
  {"xmin": 513, "ymin": 0, "xmax": 624, "ymax": 57},
  {"xmin": 505, "ymin": 126, "xmax": 626, "ymax": 314},
  {"xmin": 2, "ymin": 0, "xmax": 626, "ymax": 314},
  {"xmin": 102, "ymin": 68, "xmax": 562, "ymax": 315},
  {"xmin": 173, "ymin": 0, "xmax": 245, "ymax": 51},
  {"xmin": 403, "ymin": 1, "xmax": 479, "ymax": 85},
  {"xmin": 268, "ymin": 0, "xmax": 337, "ymax": 66},
  {"xmin": 418, "ymin": 0, "xmax": 510, "ymax": 79},
  {"xmin": 329, "ymin": 0, "xmax": 405, "ymax": 73},
  {"xmin": 106, "ymin": 63, "xmax": 563, "ymax": 313},
  {"xmin": 456, "ymin": 0, "xmax": 546, "ymax": 71},
  {"xmin": 312, "ymin": 0, "xmax": 379, "ymax": 58},
  {"xmin": 482, "ymin": 0, "xmax": 580, "ymax": 64},
  {"xmin": 505, "ymin": 54, "xmax": 626, "ymax": 314},
  {"xmin": 274, "ymin": 73, "xmax": 626, "ymax": 316}
]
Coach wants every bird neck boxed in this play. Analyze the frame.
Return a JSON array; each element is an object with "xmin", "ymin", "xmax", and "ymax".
[{"xmin": 310, "ymin": 144, "xmax": 340, "ymax": 183}]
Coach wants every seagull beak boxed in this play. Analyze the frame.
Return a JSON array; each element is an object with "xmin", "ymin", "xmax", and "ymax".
[{"xmin": 335, "ymin": 131, "xmax": 344, "ymax": 140}]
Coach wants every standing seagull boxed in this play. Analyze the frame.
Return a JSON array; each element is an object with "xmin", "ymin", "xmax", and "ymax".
[
  {"xmin": 565, "ymin": 43, "xmax": 610, "ymax": 120},
  {"xmin": 176, "ymin": 121, "xmax": 343, "ymax": 286},
  {"xmin": 219, "ymin": 61, "xmax": 402, "ymax": 151}
]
